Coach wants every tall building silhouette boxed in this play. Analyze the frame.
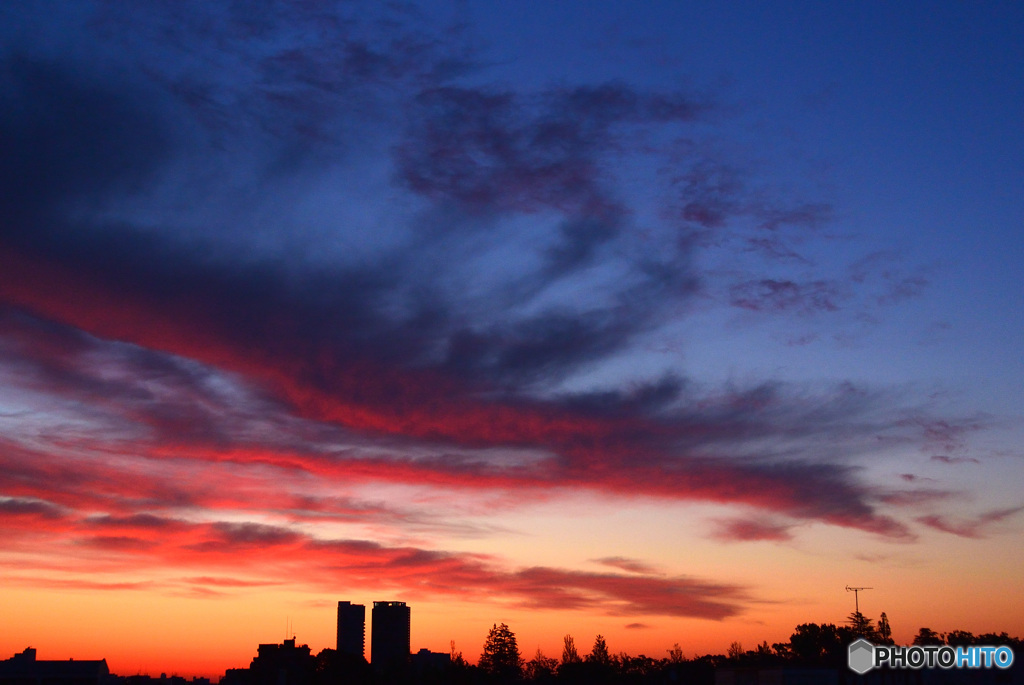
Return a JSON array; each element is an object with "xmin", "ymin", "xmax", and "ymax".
[
  {"xmin": 371, "ymin": 601, "xmax": 410, "ymax": 670},
  {"xmin": 336, "ymin": 601, "xmax": 365, "ymax": 659}
]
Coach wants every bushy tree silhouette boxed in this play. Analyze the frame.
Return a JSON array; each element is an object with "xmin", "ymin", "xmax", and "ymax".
[
  {"xmin": 479, "ymin": 623, "xmax": 522, "ymax": 681},
  {"xmin": 847, "ymin": 611, "xmax": 877, "ymax": 639},
  {"xmin": 913, "ymin": 627, "xmax": 944, "ymax": 645},
  {"xmin": 787, "ymin": 623, "xmax": 848, "ymax": 666},
  {"xmin": 312, "ymin": 648, "xmax": 369, "ymax": 685},
  {"xmin": 945, "ymin": 630, "xmax": 976, "ymax": 646}
]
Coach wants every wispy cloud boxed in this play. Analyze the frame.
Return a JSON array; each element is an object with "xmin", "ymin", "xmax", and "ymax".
[
  {"xmin": 729, "ymin": 279, "xmax": 840, "ymax": 314},
  {"xmin": 930, "ymin": 455, "xmax": 981, "ymax": 465},
  {"xmin": 916, "ymin": 506, "xmax": 1024, "ymax": 539},
  {"xmin": 0, "ymin": 505, "xmax": 748, "ymax": 620},
  {"xmin": 593, "ymin": 557, "xmax": 662, "ymax": 575},
  {"xmin": 0, "ymin": 304, "xmax": 926, "ymax": 540},
  {"xmin": 709, "ymin": 517, "xmax": 794, "ymax": 543}
]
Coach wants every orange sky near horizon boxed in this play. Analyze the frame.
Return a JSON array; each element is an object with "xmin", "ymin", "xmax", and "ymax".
[
  {"xmin": 2, "ymin": 503, "xmax": 1022, "ymax": 679},
  {"xmin": 2, "ymin": 581, "xmax": 1022, "ymax": 681}
]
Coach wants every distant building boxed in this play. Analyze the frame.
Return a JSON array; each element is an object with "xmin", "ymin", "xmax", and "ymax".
[
  {"xmin": 370, "ymin": 601, "xmax": 410, "ymax": 671},
  {"xmin": 336, "ymin": 601, "xmax": 365, "ymax": 660},
  {"xmin": 0, "ymin": 647, "xmax": 110, "ymax": 685},
  {"xmin": 248, "ymin": 638, "xmax": 313, "ymax": 685},
  {"xmin": 410, "ymin": 648, "xmax": 450, "ymax": 676},
  {"xmin": 121, "ymin": 675, "xmax": 209, "ymax": 685},
  {"xmin": 218, "ymin": 668, "xmax": 250, "ymax": 685}
]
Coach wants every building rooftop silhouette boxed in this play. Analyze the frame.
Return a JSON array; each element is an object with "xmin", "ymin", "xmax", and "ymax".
[
  {"xmin": 0, "ymin": 647, "xmax": 110, "ymax": 685},
  {"xmin": 219, "ymin": 638, "xmax": 314, "ymax": 685}
]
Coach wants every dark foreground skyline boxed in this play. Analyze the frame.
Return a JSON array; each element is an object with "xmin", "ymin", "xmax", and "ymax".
[{"xmin": 4, "ymin": 612, "xmax": 1022, "ymax": 684}]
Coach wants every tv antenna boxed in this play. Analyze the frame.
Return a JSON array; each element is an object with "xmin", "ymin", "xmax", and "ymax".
[
  {"xmin": 845, "ymin": 586, "xmax": 872, "ymax": 614},
  {"xmin": 285, "ymin": 616, "xmax": 295, "ymax": 640}
]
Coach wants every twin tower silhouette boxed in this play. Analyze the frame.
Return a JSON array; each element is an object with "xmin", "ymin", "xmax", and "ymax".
[{"xmin": 336, "ymin": 600, "xmax": 410, "ymax": 668}]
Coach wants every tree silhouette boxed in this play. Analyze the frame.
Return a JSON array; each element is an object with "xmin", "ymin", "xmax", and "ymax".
[
  {"xmin": 479, "ymin": 623, "xmax": 522, "ymax": 681},
  {"xmin": 945, "ymin": 630, "xmax": 976, "ymax": 647},
  {"xmin": 847, "ymin": 611, "xmax": 876, "ymax": 639},
  {"xmin": 587, "ymin": 635, "xmax": 611, "ymax": 666},
  {"xmin": 558, "ymin": 635, "xmax": 585, "ymax": 683},
  {"xmin": 450, "ymin": 640, "xmax": 467, "ymax": 667},
  {"xmin": 912, "ymin": 627, "xmax": 944, "ymax": 646},
  {"xmin": 788, "ymin": 623, "xmax": 846, "ymax": 665},
  {"xmin": 313, "ymin": 648, "xmax": 369, "ymax": 685},
  {"xmin": 561, "ymin": 635, "xmax": 580, "ymax": 665},
  {"xmin": 976, "ymin": 632, "xmax": 1024, "ymax": 651},
  {"xmin": 876, "ymin": 612, "xmax": 892, "ymax": 644},
  {"xmin": 524, "ymin": 649, "xmax": 558, "ymax": 682}
]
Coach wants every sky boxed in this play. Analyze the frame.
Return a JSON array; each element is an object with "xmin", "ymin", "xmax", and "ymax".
[{"xmin": 1, "ymin": 0, "xmax": 1023, "ymax": 678}]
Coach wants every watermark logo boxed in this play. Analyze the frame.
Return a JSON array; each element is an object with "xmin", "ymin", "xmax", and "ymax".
[
  {"xmin": 848, "ymin": 639, "xmax": 874, "ymax": 675},
  {"xmin": 848, "ymin": 638, "xmax": 1015, "ymax": 673}
]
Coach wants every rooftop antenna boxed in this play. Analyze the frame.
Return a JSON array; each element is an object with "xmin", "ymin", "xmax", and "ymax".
[{"xmin": 845, "ymin": 586, "xmax": 872, "ymax": 615}]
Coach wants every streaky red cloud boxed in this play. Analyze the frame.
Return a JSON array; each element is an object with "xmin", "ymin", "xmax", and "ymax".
[
  {"xmin": 593, "ymin": 557, "xmax": 662, "ymax": 575},
  {"xmin": 182, "ymin": 576, "xmax": 286, "ymax": 588},
  {"xmin": 0, "ymin": 247, "xmax": 909, "ymax": 537},
  {"xmin": 505, "ymin": 567, "xmax": 744, "ymax": 619},
  {"xmin": 0, "ymin": 576, "xmax": 157, "ymax": 592},
  {"xmin": 0, "ymin": 437, "xmax": 210, "ymax": 515},
  {"xmin": 0, "ymin": 502, "xmax": 749, "ymax": 620},
  {"xmin": 0, "ymin": 496, "xmax": 64, "ymax": 520},
  {"xmin": 916, "ymin": 505, "xmax": 1024, "ymax": 539},
  {"xmin": 930, "ymin": 454, "xmax": 980, "ymax": 465},
  {"xmin": 0, "ymin": 437, "xmax": 481, "ymax": 539},
  {"xmin": 165, "ymin": 445, "xmax": 911, "ymax": 538},
  {"xmin": 710, "ymin": 517, "xmax": 794, "ymax": 542},
  {"xmin": 0, "ymin": 246, "xmax": 631, "ymax": 446}
]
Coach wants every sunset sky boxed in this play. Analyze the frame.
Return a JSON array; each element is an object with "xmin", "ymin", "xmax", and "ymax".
[{"xmin": 1, "ymin": 1, "xmax": 1023, "ymax": 678}]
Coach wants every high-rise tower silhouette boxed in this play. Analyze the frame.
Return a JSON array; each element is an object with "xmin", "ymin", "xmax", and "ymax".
[
  {"xmin": 336, "ymin": 601, "xmax": 365, "ymax": 659},
  {"xmin": 371, "ymin": 601, "xmax": 410, "ymax": 670}
]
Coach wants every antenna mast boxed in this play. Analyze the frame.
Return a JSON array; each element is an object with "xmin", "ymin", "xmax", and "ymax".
[{"xmin": 845, "ymin": 585, "xmax": 873, "ymax": 614}]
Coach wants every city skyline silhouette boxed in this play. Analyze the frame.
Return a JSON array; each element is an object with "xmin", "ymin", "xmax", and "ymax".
[{"xmin": 2, "ymin": 599, "xmax": 1021, "ymax": 683}]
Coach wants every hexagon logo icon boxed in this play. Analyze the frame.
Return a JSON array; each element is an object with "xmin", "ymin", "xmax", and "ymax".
[{"xmin": 848, "ymin": 638, "xmax": 875, "ymax": 674}]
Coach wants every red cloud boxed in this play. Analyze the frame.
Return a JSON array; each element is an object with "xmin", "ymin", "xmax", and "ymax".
[
  {"xmin": 916, "ymin": 506, "xmax": 1024, "ymax": 539},
  {"xmin": 0, "ymin": 248, "xmax": 914, "ymax": 540},
  {"xmin": 710, "ymin": 517, "xmax": 794, "ymax": 542},
  {"xmin": 0, "ymin": 499, "xmax": 748, "ymax": 620}
]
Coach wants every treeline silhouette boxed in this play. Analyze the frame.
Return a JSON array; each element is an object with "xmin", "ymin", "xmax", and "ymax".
[{"xmin": 218, "ymin": 613, "xmax": 1023, "ymax": 685}]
